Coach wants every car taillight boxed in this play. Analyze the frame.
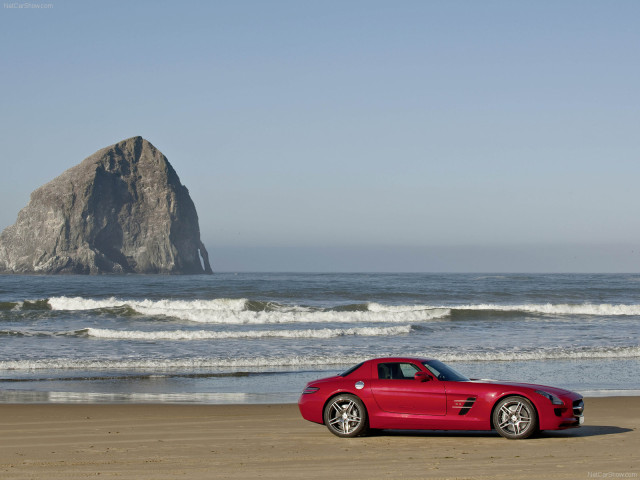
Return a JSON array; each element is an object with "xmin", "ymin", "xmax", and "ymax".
[{"xmin": 302, "ymin": 386, "xmax": 319, "ymax": 394}]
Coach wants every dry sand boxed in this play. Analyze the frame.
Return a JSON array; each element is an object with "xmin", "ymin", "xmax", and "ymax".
[{"xmin": 0, "ymin": 397, "xmax": 638, "ymax": 479}]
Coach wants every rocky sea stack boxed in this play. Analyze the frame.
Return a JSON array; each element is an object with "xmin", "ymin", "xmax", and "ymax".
[{"xmin": 0, "ymin": 136, "xmax": 213, "ymax": 274}]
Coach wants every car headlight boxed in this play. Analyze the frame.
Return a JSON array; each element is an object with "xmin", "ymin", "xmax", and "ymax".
[
  {"xmin": 535, "ymin": 390, "xmax": 564, "ymax": 405},
  {"xmin": 302, "ymin": 386, "xmax": 319, "ymax": 395}
]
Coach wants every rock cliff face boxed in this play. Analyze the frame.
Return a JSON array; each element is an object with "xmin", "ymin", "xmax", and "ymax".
[{"xmin": 0, "ymin": 136, "xmax": 213, "ymax": 274}]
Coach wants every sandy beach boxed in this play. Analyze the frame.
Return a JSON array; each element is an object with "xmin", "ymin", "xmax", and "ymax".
[{"xmin": 0, "ymin": 397, "xmax": 637, "ymax": 479}]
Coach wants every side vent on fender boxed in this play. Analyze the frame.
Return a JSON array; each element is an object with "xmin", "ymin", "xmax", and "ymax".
[{"xmin": 453, "ymin": 397, "xmax": 477, "ymax": 416}]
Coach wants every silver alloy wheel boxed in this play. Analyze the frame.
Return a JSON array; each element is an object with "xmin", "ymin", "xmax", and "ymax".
[
  {"xmin": 328, "ymin": 399, "xmax": 361, "ymax": 434},
  {"xmin": 493, "ymin": 396, "xmax": 538, "ymax": 439},
  {"xmin": 323, "ymin": 394, "xmax": 367, "ymax": 437}
]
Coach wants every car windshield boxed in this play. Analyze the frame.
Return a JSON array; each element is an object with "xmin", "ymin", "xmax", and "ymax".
[{"xmin": 422, "ymin": 360, "xmax": 470, "ymax": 382}]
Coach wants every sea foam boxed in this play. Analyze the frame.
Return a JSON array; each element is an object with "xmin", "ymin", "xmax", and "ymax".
[
  {"xmin": 46, "ymin": 296, "xmax": 450, "ymax": 324},
  {"xmin": 45, "ymin": 296, "xmax": 640, "ymax": 321},
  {"xmin": 449, "ymin": 303, "xmax": 640, "ymax": 316},
  {"xmin": 81, "ymin": 325, "xmax": 412, "ymax": 340},
  {"xmin": 1, "ymin": 346, "xmax": 638, "ymax": 371}
]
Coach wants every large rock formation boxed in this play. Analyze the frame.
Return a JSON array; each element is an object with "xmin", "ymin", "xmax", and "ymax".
[{"xmin": 0, "ymin": 136, "xmax": 213, "ymax": 274}]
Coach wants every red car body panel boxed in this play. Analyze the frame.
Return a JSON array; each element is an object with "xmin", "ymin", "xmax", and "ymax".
[{"xmin": 298, "ymin": 357, "xmax": 583, "ymax": 433}]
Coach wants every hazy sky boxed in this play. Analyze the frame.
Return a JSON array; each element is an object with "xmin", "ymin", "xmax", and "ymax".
[{"xmin": 1, "ymin": 1, "xmax": 638, "ymax": 272}]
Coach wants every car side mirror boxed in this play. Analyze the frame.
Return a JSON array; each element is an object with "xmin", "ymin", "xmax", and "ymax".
[{"xmin": 414, "ymin": 372, "xmax": 431, "ymax": 382}]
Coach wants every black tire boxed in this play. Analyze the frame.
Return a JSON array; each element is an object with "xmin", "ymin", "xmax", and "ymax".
[
  {"xmin": 493, "ymin": 396, "xmax": 538, "ymax": 439},
  {"xmin": 323, "ymin": 394, "xmax": 368, "ymax": 438}
]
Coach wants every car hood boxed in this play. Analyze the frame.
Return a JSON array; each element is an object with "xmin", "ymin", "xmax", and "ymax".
[{"xmin": 470, "ymin": 379, "xmax": 576, "ymax": 396}]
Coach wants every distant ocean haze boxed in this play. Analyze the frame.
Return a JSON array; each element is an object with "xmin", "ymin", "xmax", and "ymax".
[{"xmin": 206, "ymin": 244, "xmax": 640, "ymax": 273}]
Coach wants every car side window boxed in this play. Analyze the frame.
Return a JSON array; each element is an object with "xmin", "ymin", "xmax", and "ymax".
[{"xmin": 377, "ymin": 362, "xmax": 420, "ymax": 380}]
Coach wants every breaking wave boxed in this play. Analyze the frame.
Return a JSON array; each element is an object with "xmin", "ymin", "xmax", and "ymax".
[
  {"xmin": 434, "ymin": 346, "xmax": 640, "ymax": 362},
  {"xmin": 0, "ymin": 300, "xmax": 50, "ymax": 311},
  {"xmin": 44, "ymin": 297, "xmax": 450, "ymax": 324},
  {"xmin": 7, "ymin": 296, "xmax": 639, "ymax": 325},
  {"xmin": 80, "ymin": 325, "xmax": 412, "ymax": 340},
  {"xmin": 0, "ymin": 330, "xmax": 68, "ymax": 338},
  {"xmin": 1, "ymin": 346, "xmax": 638, "ymax": 371},
  {"xmin": 38, "ymin": 297, "xmax": 640, "ymax": 323},
  {"xmin": 449, "ymin": 303, "xmax": 640, "ymax": 316}
]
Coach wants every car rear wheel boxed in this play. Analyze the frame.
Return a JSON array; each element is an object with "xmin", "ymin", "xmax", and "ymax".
[
  {"xmin": 493, "ymin": 396, "xmax": 538, "ymax": 439},
  {"xmin": 323, "ymin": 394, "xmax": 368, "ymax": 438}
]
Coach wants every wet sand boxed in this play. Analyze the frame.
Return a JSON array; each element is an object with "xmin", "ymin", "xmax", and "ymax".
[{"xmin": 0, "ymin": 397, "xmax": 638, "ymax": 479}]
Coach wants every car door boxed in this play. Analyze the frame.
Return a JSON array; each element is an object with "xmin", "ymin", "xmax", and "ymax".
[{"xmin": 370, "ymin": 361, "xmax": 446, "ymax": 415}]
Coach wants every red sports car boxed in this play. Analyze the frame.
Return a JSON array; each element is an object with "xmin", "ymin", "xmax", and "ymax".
[{"xmin": 298, "ymin": 357, "xmax": 584, "ymax": 439}]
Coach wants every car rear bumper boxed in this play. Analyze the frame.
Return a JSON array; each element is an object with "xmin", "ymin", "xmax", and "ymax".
[{"xmin": 298, "ymin": 392, "xmax": 325, "ymax": 424}]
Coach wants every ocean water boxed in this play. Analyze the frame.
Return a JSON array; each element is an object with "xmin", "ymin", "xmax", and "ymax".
[{"xmin": 0, "ymin": 273, "xmax": 638, "ymax": 404}]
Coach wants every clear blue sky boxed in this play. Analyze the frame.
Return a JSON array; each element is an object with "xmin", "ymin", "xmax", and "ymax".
[{"xmin": 1, "ymin": 0, "xmax": 638, "ymax": 272}]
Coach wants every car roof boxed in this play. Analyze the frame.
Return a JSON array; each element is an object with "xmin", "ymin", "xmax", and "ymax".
[{"xmin": 366, "ymin": 357, "xmax": 434, "ymax": 364}]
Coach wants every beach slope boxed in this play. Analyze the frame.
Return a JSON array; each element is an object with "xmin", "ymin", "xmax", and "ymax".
[{"xmin": 0, "ymin": 397, "xmax": 637, "ymax": 479}]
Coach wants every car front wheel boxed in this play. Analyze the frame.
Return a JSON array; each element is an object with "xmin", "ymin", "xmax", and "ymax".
[
  {"xmin": 493, "ymin": 396, "xmax": 538, "ymax": 439},
  {"xmin": 323, "ymin": 394, "xmax": 368, "ymax": 438}
]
